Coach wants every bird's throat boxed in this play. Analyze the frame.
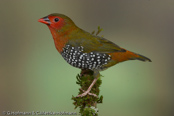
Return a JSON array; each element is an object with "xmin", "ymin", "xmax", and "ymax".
[{"xmin": 48, "ymin": 26, "xmax": 70, "ymax": 53}]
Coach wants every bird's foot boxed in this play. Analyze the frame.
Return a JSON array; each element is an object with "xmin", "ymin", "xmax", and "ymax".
[{"xmin": 76, "ymin": 88, "xmax": 98, "ymax": 98}]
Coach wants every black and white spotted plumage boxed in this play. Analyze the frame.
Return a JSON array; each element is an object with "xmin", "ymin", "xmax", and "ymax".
[{"xmin": 61, "ymin": 44, "xmax": 111, "ymax": 70}]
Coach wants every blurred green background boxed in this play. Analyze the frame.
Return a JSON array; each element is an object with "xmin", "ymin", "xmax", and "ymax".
[{"xmin": 0, "ymin": 0, "xmax": 174, "ymax": 116}]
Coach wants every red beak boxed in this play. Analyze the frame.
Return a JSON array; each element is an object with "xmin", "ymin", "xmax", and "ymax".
[{"xmin": 38, "ymin": 16, "xmax": 50, "ymax": 25}]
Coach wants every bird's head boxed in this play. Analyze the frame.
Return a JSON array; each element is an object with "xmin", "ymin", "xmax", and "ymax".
[{"xmin": 38, "ymin": 13, "xmax": 76, "ymax": 31}]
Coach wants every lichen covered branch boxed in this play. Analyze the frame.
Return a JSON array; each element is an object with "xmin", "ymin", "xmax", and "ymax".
[{"xmin": 72, "ymin": 70, "xmax": 103, "ymax": 116}]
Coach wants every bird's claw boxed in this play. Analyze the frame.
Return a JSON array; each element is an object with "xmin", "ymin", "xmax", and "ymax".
[{"xmin": 76, "ymin": 88, "xmax": 98, "ymax": 98}]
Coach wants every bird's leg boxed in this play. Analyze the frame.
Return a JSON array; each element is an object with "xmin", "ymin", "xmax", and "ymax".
[{"xmin": 77, "ymin": 71, "xmax": 100, "ymax": 97}]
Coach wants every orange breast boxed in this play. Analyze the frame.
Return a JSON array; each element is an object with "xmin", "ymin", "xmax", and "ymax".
[
  {"xmin": 49, "ymin": 27, "xmax": 69, "ymax": 53},
  {"xmin": 53, "ymin": 36, "xmax": 68, "ymax": 53}
]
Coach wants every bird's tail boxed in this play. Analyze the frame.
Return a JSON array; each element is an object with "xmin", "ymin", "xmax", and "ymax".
[
  {"xmin": 132, "ymin": 53, "xmax": 152, "ymax": 62},
  {"xmin": 110, "ymin": 49, "xmax": 152, "ymax": 63}
]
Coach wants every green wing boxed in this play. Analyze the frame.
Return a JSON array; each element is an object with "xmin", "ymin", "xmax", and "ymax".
[{"xmin": 67, "ymin": 31, "xmax": 125, "ymax": 53}]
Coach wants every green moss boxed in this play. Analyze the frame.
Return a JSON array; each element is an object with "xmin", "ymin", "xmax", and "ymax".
[
  {"xmin": 91, "ymin": 26, "xmax": 103, "ymax": 36},
  {"xmin": 72, "ymin": 70, "xmax": 103, "ymax": 116}
]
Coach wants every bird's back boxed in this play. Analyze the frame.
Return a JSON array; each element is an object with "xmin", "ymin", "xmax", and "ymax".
[{"xmin": 61, "ymin": 29, "xmax": 151, "ymax": 71}]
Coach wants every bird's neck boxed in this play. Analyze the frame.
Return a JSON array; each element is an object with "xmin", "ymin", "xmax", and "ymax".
[{"xmin": 48, "ymin": 26, "xmax": 77, "ymax": 53}]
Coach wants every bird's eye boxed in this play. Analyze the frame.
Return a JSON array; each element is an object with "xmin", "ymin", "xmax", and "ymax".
[{"xmin": 54, "ymin": 18, "xmax": 59, "ymax": 22}]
